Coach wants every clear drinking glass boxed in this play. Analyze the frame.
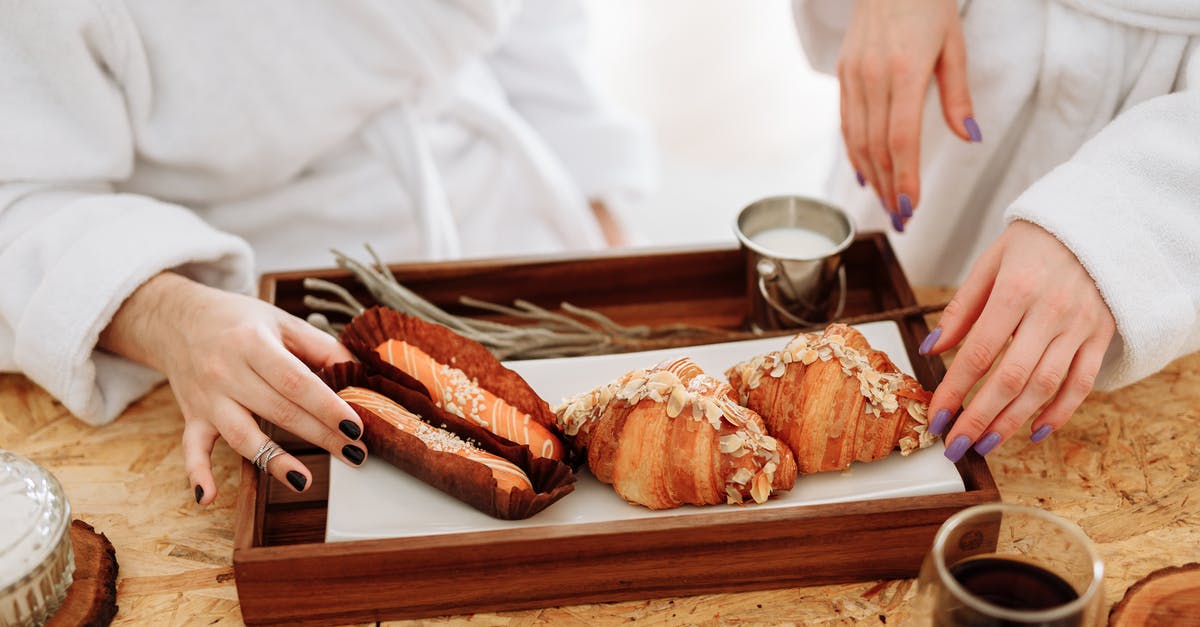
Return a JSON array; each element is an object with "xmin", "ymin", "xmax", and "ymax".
[{"xmin": 912, "ymin": 503, "xmax": 1105, "ymax": 626}]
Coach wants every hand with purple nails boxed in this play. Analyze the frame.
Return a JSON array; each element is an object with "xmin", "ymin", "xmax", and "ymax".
[
  {"xmin": 918, "ymin": 221, "xmax": 1116, "ymax": 462},
  {"xmin": 836, "ymin": 0, "xmax": 980, "ymax": 232}
]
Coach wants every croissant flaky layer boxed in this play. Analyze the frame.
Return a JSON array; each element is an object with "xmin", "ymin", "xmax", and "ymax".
[
  {"xmin": 556, "ymin": 358, "xmax": 797, "ymax": 510},
  {"xmin": 725, "ymin": 324, "xmax": 937, "ymax": 475}
]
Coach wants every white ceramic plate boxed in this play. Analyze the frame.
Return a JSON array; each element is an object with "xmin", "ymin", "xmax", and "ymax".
[{"xmin": 325, "ymin": 320, "xmax": 962, "ymax": 542}]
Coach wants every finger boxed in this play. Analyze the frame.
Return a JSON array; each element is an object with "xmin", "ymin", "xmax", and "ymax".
[
  {"xmin": 247, "ymin": 339, "xmax": 363, "ymax": 441},
  {"xmin": 921, "ymin": 241, "xmax": 1004, "ymax": 356},
  {"xmin": 840, "ymin": 54, "xmax": 879, "ymax": 200},
  {"xmin": 183, "ymin": 419, "xmax": 220, "ymax": 505},
  {"xmin": 838, "ymin": 61, "xmax": 867, "ymax": 187},
  {"xmin": 842, "ymin": 7, "xmax": 891, "ymax": 206},
  {"xmin": 934, "ymin": 18, "xmax": 978, "ymax": 142},
  {"xmin": 1028, "ymin": 332, "xmax": 1110, "ymax": 443},
  {"xmin": 212, "ymin": 397, "xmax": 315, "ymax": 493},
  {"xmin": 930, "ymin": 276, "xmax": 1034, "ymax": 460},
  {"xmin": 862, "ymin": 52, "xmax": 896, "ymax": 217},
  {"xmin": 235, "ymin": 368, "xmax": 367, "ymax": 469},
  {"xmin": 887, "ymin": 73, "xmax": 930, "ymax": 219},
  {"xmin": 279, "ymin": 313, "xmax": 355, "ymax": 367},
  {"xmin": 952, "ymin": 329, "xmax": 1078, "ymax": 457}
]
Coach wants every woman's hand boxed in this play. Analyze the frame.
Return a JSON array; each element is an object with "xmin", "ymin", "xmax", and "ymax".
[
  {"xmin": 837, "ymin": 0, "xmax": 979, "ymax": 231},
  {"xmin": 99, "ymin": 273, "xmax": 364, "ymax": 505},
  {"xmin": 920, "ymin": 221, "xmax": 1116, "ymax": 461}
]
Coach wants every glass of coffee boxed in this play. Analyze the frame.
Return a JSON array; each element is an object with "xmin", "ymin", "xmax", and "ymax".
[{"xmin": 913, "ymin": 503, "xmax": 1105, "ymax": 626}]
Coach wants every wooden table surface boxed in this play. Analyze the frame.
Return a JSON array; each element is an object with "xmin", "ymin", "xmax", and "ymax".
[{"xmin": 2, "ymin": 287, "xmax": 1198, "ymax": 626}]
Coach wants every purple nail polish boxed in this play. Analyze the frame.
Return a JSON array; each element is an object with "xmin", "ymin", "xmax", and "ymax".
[
  {"xmin": 919, "ymin": 327, "xmax": 942, "ymax": 355},
  {"xmin": 964, "ymin": 116, "xmax": 982, "ymax": 143},
  {"xmin": 973, "ymin": 432, "xmax": 1002, "ymax": 456},
  {"xmin": 898, "ymin": 193, "xmax": 913, "ymax": 218},
  {"xmin": 856, "ymin": 170, "xmax": 866, "ymax": 187},
  {"xmin": 945, "ymin": 435, "xmax": 971, "ymax": 462},
  {"xmin": 929, "ymin": 408, "xmax": 952, "ymax": 436},
  {"xmin": 1031, "ymin": 425, "xmax": 1053, "ymax": 443},
  {"xmin": 890, "ymin": 212, "xmax": 905, "ymax": 233}
]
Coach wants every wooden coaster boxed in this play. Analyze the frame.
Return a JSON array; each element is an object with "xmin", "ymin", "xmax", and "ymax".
[
  {"xmin": 1109, "ymin": 562, "xmax": 1200, "ymax": 626},
  {"xmin": 46, "ymin": 520, "xmax": 119, "ymax": 627}
]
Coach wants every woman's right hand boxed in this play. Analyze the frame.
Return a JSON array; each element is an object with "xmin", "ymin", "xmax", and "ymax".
[
  {"xmin": 837, "ymin": 0, "xmax": 979, "ymax": 231},
  {"xmin": 99, "ymin": 272, "xmax": 365, "ymax": 505}
]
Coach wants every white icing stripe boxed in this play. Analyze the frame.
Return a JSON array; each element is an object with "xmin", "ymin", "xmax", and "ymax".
[{"xmin": 378, "ymin": 340, "xmax": 560, "ymax": 460}]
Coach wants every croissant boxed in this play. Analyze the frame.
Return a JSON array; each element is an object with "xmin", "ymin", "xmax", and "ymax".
[
  {"xmin": 556, "ymin": 357, "xmax": 797, "ymax": 510},
  {"xmin": 725, "ymin": 324, "xmax": 937, "ymax": 475}
]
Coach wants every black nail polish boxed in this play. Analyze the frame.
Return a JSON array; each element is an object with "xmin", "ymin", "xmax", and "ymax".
[
  {"xmin": 339, "ymin": 420, "xmax": 362, "ymax": 440},
  {"xmin": 286, "ymin": 470, "xmax": 308, "ymax": 492},
  {"xmin": 194, "ymin": 485, "xmax": 204, "ymax": 504},
  {"xmin": 342, "ymin": 444, "xmax": 365, "ymax": 465}
]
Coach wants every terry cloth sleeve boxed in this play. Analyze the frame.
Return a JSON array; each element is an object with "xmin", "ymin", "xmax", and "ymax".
[
  {"xmin": 1006, "ymin": 47, "xmax": 1200, "ymax": 391},
  {"xmin": 0, "ymin": 6, "xmax": 254, "ymax": 425},
  {"xmin": 485, "ymin": 0, "xmax": 656, "ymax": 202}
]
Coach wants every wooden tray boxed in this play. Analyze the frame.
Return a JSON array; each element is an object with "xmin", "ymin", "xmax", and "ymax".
[{"xmin": 233, "ymin": 233, "xmax": 1000, "ymax": 625}]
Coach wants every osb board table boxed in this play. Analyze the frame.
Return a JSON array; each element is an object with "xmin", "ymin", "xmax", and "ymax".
[{"xmin": 2, "ymin": 287, "xmax": 1198, "ymax": 625}]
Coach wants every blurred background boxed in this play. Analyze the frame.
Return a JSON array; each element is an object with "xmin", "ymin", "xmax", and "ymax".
[{"xmin": 583, "ymin": 0, "xmax": 840, "ymax": 247}]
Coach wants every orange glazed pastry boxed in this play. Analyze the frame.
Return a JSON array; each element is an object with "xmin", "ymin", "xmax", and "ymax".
[
  {"xmin": 725, "ymin": 324, "xmax": 937, "ymax": 475},
  {"xmin": 340, "ymin": 307, "xmax": 567, "ymax": 463},
  {"xmin": 556, "ymin": 357, "xmax": 797, "ymax": 510},
  {"xmin": 338, "ymin": 386, "xmax": 532, "ymax": 493},
  {"xmin": 374, "ymin": 339, "xmax": 563, "ymax": 461},
  {"xmin": 318, "ymin": 361, "xmax": 575, "ymax": 520}
]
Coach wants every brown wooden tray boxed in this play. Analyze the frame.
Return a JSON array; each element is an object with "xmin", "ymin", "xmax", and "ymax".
[{"xmin": 233, "ymin": 233, "xmax": 1000, "ymax": 625}]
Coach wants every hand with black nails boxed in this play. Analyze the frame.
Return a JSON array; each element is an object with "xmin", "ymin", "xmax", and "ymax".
[
  {"xmin": 99, "ymin": 272, "xmax": 366, "ymax": 505},
  {"xmin": 919, "ymin": 221, "xmax": 1116, "ymax": 462},
  {"xmin": 836, "ymin": 0, "xmax": 980, "ymax": 232}
]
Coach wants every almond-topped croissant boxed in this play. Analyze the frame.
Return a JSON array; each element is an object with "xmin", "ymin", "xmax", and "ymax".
[
  {"xmin": 725, "ymin": 324, "xmax": 937, "ymax": 475},
  {"xmin": 556, "ymin": 357, "xmax": 797, "ymax": 510}
]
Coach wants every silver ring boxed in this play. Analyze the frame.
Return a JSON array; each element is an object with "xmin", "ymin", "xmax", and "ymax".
[{"xmin": 251, "ymin": 439, "xmax": 284, "ymax": 472}]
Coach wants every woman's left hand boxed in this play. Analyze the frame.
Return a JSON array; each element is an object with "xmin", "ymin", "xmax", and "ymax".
[{"xmin": 920, "ymin": 220, "xmax": 1116, "ymax": 461}]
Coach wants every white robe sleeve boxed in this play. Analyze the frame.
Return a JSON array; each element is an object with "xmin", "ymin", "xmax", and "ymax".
[
  {"xmin": 485, "ymin": 0, "xmax": 656, "ymax": 201},
  {"xmin": 1006, "ymin": 48, "xmax": 1200, "ymax": 391},
  {"xmin": 0, "ymin": 7, "xmax": 254, "ymax": 425}
]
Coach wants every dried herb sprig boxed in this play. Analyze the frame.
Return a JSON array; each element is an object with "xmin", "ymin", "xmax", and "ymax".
[
  {"xmin": 302, "ymin": 247, "xmax": 747, "ymax": 360},
  {"xmin": 302, "ymin": 246, "xmax": 949, "ymax": 361}
]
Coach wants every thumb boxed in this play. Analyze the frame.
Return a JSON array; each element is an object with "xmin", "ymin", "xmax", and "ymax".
[
  {"xmin": 934, "ymin": 20, "xmax": 979, "ymax": 143},
  {"xmin": 923, "ymin": 243, "xmax": 1002, "ymax": 356}
]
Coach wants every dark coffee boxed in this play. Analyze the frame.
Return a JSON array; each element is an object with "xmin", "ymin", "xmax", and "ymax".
[{"xmin": 935, "ymin": 556, "xmax": 1082, "ymax": 627}]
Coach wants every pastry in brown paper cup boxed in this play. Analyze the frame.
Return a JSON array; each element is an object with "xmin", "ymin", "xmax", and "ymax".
[
  {"xmin": 319, "ymin": 362, "xmax": 575, "ymax": 520},
  {"xmin": 340, "ymin": 306, "xmax": 568, "ymax": 461}
]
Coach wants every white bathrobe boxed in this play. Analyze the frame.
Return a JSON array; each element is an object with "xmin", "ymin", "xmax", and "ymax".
[
  {"xmin": 0, "ymin": 1, "xmax": 654, "ymax": 425},
  {"xmin": 795, "ymin": 0, "xmax": 1200, "ymax": 392}
]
